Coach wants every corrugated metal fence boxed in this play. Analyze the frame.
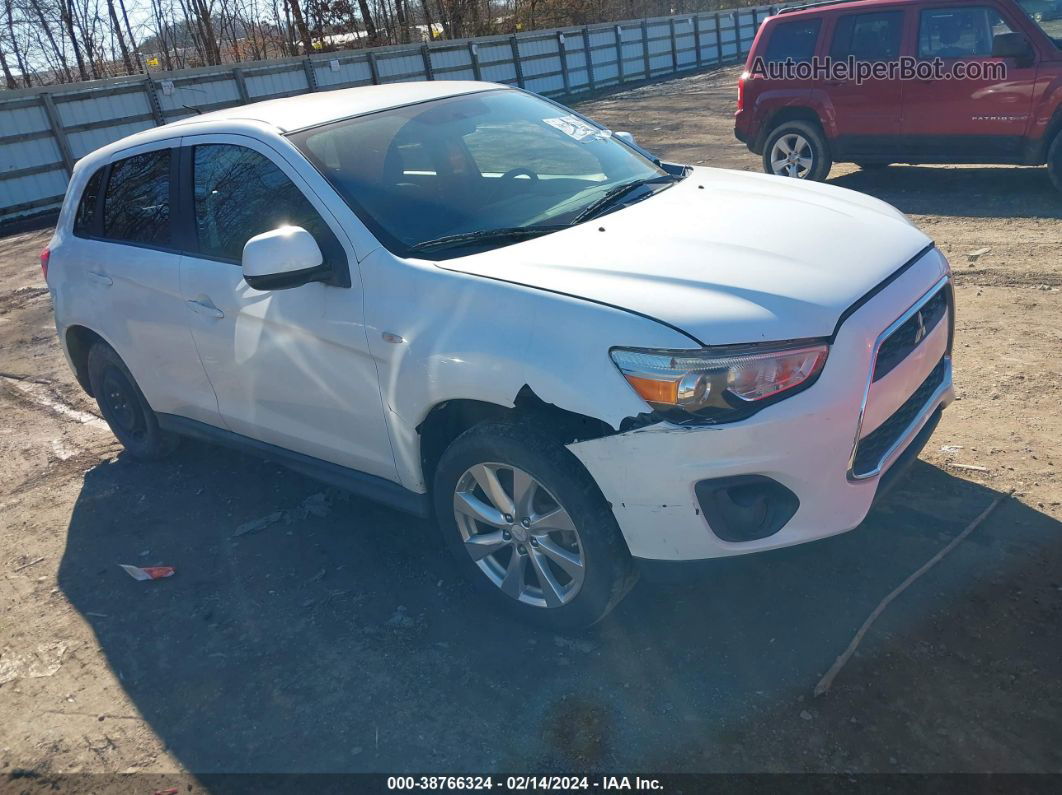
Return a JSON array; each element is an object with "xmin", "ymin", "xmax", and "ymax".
[{"xmin": 0, "ymin": 4, "xmax": 781, "ymax": 225}]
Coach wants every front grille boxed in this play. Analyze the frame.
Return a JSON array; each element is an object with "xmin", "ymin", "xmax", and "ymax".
[
  {"xmin": 852, "ymin": 357, "xmax": 947, "ymax": 478},
  {"xmin": 874, "ymin": 286, "xmax": 948, "ymax": 382}
]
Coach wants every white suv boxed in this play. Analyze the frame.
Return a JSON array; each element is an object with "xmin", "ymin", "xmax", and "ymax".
[{"xmin": 45, "ymin": 81, "xmax": 954, "ymax": 627}]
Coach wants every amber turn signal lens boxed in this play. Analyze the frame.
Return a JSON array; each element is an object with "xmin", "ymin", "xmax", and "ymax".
[{"xmin": 622, "ymin": 373, "xmax": 679, "ymax": 407}]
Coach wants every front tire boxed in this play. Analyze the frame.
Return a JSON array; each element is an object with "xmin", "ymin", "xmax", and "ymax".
[
  {"xmin": 762, "ymin": 121, "xmax": 832, "ymax": 181},
  {"xmin": 1048, "ymin": 132, "xmax": 1062, "ymax": 192},
  {"xmin": 87, "ymin": 342, "xmax": 178, "ymax": 461},
  {"xmin": 433, "ymin": 422, "xmax": 635, "ymax": 629}
]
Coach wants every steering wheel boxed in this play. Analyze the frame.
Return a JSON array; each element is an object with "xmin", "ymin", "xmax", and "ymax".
[{"xmin": 498, "ymin": 167, "xmax": 539, "ymax": 183}]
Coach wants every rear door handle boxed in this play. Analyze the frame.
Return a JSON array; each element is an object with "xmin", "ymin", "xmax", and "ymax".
[
  {"xmin": 185, "ymin": 298, "xmax": 225, "ymax": 319},
  {"xmin": 87, "ymin": 270, "xmax": 112, "ymax": 286}
]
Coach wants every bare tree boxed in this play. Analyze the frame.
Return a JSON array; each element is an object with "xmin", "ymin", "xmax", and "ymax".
[{"xmin": 286, "ymin": 0, "xmax": 311, "ymax": 52}]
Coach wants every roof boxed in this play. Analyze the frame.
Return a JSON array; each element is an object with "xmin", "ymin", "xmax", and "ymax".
[
  {"xmin": 167, "ymin": 80, "xmax": 503, "ymax": 133},
  {"xmin": 775, "ymin": 0, "xmax": 929, "ymax": 17}
]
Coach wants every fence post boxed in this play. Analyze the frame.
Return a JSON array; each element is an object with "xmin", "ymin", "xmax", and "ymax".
[
  {"xmin": 39, "ymin": 92, "xmax": 74, "ymax": 175},
  {"xmin": 303, "ymin": 58, "xmax": 319, "ymax": 91},
  {"xmin": 715, "ymin": 12, "xmax": 724, "ymax": 64},
  {"xmin": 582, "ymin": 27, "xmax": 595, "ymax": 90},
  {"xmin": 510, "ymin": 36, "xmax": 525, "ymax": 88},
  {"xmin": 232, "ymin": 67, "xmax": 250, "ymax": 102},
  {"xmin": 421, "ymin": 44, "xmax": 435, "ymax": 80},
  {"xmin": 143, "ymin": 77, "xmax": 164, "ymax": 125},
  {"xmin": 669, "ymin": 18, "xmax": 678, "ymax": 73},
  {"xmin": 615, "ymin": 25, "xmax": 625, "ymax": 83},
  {"xmin": 367, "ymin": 51, "xmax": 380, "ymax": 84},
  {"xmin": 640, "ymin": 19, "xmax": 651, "ymax": 79},
  {"xmin": 557, "ymin": 31, "xmax": 571, "ymax": 94},
  {"xmin": 732, "ymin": 10, "xmax": 742, "ymax": 57},
  {"xmin": 693, "ymin": 15, "xmax": 703, "ymax": 68},
  {"xmin": 468, "ymin": 42, "xmax": 481, "ymax": 80}
]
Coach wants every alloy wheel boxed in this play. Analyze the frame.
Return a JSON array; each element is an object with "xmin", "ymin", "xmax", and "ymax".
[
  {"xmin": 453, "ymin": 462, "xmax": 585, "ymax": 608},
  {"xmin": 770, "ymin": 133, "xmax": 814, "ymax": 178}
]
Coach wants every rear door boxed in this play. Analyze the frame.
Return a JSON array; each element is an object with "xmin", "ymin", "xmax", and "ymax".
[
  {"xmin": 900, "ymin": 3, "xmax": 1039, "ymax": 159},
  {"xmin": 175, "ymin": 135, "xmax": 398, "ymax": 481},
  {"xmin": 68, "ymin": 143, "xmax": 220, "ymax": 424},
  {"xmin": 824, "ymin": 8, "xmax": 908, "ymax": 156}
]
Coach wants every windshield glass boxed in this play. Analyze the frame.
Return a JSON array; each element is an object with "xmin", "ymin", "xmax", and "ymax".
[
  {"xmin": 289, "ymin": 89, "xmax": 671, "ymax": 257},
  {"xmin": 1015, "ymin": 0, "xmax": 1062, "ymax": 45}
]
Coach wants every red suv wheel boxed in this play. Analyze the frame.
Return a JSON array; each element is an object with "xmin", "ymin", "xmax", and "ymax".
[{"xmin": 762, "ymin": 121, "xmax": 833, "ymax": 182}]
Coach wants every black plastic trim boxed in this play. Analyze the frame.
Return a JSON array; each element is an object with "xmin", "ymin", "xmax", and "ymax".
[
  {"xmin": 694, "ymin": 474, "xmax": 800, "ymax": 542},
  {"xmin": 244, "ymin": 263, "xmax": 333, "ymax": 291},
  {"xmin": 156, "ymin": 414, "xmax": 430, "ymax": 517},
  {"xmin": 871, "ymin": 405, "xmax": 943, "ymax": 506},
  {"xmin": 829, "ymin": 243, "xmax": 935, "ymax": 343}
]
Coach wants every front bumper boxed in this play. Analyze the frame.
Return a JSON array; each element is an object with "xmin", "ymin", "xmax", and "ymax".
[{"xmin": 567, "ymin": 248, "xmax": 953, "ymax": 565}]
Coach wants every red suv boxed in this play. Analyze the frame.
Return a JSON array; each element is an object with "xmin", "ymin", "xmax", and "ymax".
[{"xmin": 734, "ymin": 0, "xmax": 1062, "ymax": 188}]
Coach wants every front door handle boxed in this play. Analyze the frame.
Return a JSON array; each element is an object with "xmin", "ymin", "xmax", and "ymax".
[
  {"xmin": 87, "ymin": 270, "xmax": 112, "ymax": 286},
  {"xmin": 185, "ymin": 298, "xmax": 224, "ymax": 319}
]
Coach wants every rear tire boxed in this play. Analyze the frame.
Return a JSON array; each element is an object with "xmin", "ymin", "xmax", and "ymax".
[
  {"xmin": 762, "ymin": 121, "xmax": 832, "ymax": 182},
  {"xmin": 1048, "ymin": 133, "xmax": 1062, "ymax": 192},
  {"xmin": 433, "ymin": 421, "xmax": 635, "ymax": 629},
  {"xmin": 87, "ymin": 342, "xmax": 178, "ymax": 461}
]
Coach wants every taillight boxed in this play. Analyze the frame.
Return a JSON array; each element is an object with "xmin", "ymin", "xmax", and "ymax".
[
  {"xmin": 737, "ymin": 71, "xmax": 748, "ymax": 112},
  {"xmin": 40, "ymin": 247, "xmax": 50, "ymax": 281}
]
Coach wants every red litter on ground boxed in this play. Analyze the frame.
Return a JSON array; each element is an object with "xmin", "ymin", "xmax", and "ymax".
[{"xmin": 119, "ymin": 564, "xmax": 175, "ymax": 581}]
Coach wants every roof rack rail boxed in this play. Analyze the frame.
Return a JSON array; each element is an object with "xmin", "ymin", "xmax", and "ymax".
[{"xmin": 778, "ymin": 0, "xmax": 861, "ymax": 14}]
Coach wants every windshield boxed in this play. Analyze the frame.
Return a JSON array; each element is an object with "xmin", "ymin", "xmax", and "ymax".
[
  {"xmin": 289, "ymin": 89, "xmax": 672, "ymax": 258},
  {"xmin": 1015, "ymin": 0, "xmax": 1062, "ymax": 45}
]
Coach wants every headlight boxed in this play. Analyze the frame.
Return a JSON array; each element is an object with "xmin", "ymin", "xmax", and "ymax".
[{"xmin": 610, "ymin": 341, "xmax": 829, "ymax": 423}]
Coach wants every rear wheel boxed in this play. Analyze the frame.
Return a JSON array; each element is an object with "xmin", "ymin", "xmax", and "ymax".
[
  {"xmin": 433, "ymin": 421, "xmax": 635, "ymax": 629},
  {"xmin": 1048, "ymin": 132, "xmax": 1062, "ymax": 192},
  {"xmin": 87, "ymin": 342, "xmax": 178, "ymax": 461},
  {"xmin": 762, "ymin": 121, "xmax": 832, "ymax": 182}
]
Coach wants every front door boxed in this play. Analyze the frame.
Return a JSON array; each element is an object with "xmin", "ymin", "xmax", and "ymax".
[
  {"xmin": 900, "ymin": 4, "xmax": 1039, "ymax": 160},
  {"xmin": 176, "ymin": 136, "xmax": 398, "ymax": 481}
]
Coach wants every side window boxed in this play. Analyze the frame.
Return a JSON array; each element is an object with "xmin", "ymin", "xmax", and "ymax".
[
  {"xmin": 73, "ymin": 167, "xmax": 104, "ymax": 237},
  {"xmin": 192, "ymin": 144, "xmax": 341, "ymax": 264},
  {"xmin": 102, "ymin": 150, "xmax": 171, "ymax": 246},
  {"xmin": 919, "ymin": 7, "xmax": 1013, "ymax": 57},
  {"xmin": 765, "ymin": 19, "xmax": 823, "ymax": 63},
  {"xmin": 830, "ymin": 11, "xmax": 905, "ymax": 61}
]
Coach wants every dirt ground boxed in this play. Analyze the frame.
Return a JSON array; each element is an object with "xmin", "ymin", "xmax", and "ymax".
[{"xmin": 0, "ymin": 66, "xmax": 1059, "ymax": 786}]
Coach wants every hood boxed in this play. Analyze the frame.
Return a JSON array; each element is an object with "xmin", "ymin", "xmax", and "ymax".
[{"xmin": 436, "ymin": 167, "xmax": 933, "ymax": 346}]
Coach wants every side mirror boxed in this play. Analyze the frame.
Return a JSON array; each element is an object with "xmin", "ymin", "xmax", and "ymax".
[
  {"xmin": 991, "ymin": 32, "xmax": 1035, "ymax": 67},
  {"xmin": 242, "ymin": 226, "xmax": 327, "ymax": 291},
  {"xmin": 614, "ymin": 131, "xmax": 637, "ymax": 147}
]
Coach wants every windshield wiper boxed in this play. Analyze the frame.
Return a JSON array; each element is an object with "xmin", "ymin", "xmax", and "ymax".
[
  {"xmin": 571, "ymin": 174, "xmax": 680, "ymax": 225},
  {"xmin": 406, "ymin": 225, "xmax": 567, "ymax": 255}
]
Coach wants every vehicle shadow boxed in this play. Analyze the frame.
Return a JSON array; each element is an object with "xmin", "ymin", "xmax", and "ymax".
[
  {"xmin": 56, "ymin": 442, "xmax": 1062, "ymax": 776},
  {"xmin": 827, "ymin": 165, "xmax": 1062, "ymax": 219}
]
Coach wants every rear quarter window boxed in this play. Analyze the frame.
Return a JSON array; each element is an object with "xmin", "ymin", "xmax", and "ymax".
[{"xmin": 764, "ymin": 18, "xmax": 823, "ymax": 62}]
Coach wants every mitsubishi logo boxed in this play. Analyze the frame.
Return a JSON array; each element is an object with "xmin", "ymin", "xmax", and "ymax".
[{"xmin": 913, "ymin": 310, "xmax": 927, "ymax": 346}]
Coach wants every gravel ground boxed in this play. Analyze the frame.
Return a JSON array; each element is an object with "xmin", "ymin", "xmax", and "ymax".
[{"xmin": 0, "ymin": 66, "xmax": 1059, "ymax": 785}]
